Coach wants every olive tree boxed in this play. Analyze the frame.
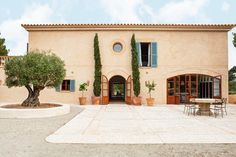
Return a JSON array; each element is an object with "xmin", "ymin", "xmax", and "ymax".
[{"xmin": 4, "ymin": 50, "xmax": 66, "ymax": 107}]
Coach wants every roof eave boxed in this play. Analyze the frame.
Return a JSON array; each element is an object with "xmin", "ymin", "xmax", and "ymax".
[{"xmin": 21, "ymin": 24, "xmax": 236, "ymax": 32}]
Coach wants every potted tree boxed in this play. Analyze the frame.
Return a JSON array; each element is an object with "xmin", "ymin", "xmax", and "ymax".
[
  {"xmin": 131, "ymin": 34, "xmax": 141, "ymax": 105},
  {"xmin": 79, "ymin": 81, "xmax": 89, "ymax": 105},
  {"xmin": 92, "ymin": 33, "xmax": 102, "ymax": 105},
  {"xmin": 145, "ymin": 81, "xmax": 157, "ymax": 106}
]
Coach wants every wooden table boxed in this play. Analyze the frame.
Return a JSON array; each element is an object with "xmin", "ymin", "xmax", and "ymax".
[{"xmin": 190, "ymin": 98, "xmax": 221, "ymax": 116}]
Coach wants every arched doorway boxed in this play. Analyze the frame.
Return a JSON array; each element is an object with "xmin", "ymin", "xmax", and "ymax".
[
  {"xmin": 109, "ymin": 75, "xmax": 126, "ymax": 102},
  {"xmin": 167, "ymin": 74, "xmax": 221, "ymax": 104}
]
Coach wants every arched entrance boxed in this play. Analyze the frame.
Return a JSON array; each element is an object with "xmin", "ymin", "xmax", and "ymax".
[
  {"xmin": 167, "ymin": 74, "xmax": 221, "ymax": 104},
  {"xmin": 109, "ymin": 75, "xmax": 126, "ymax": 102}
]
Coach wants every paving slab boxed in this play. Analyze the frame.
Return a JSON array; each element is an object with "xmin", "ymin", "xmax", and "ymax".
[{"xmin": 46, "ymin": 104, "xmax": 236, "ymax": 144}]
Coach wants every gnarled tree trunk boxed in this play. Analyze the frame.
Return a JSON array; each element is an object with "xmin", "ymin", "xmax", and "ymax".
[{"xmin": 21, "ymin": 85, "xmax": 42, "ymax": 107}]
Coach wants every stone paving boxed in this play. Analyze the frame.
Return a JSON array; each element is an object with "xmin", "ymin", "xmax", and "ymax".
[
  {"xmin": 47, "ymin": 104, "xmax": 236, "ymax": 144},
  {"xmin": 1, "ymin": 105, "xmax": 236, "ymax": 157}
]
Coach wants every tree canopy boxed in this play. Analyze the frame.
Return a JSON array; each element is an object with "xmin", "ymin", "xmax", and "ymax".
[
  {"xmin": 4, "ymin": 50, "xmax": 66, "ymax": 107},
  {"xmin": 0, "ymin": 33, "xmax": 9, "ymax": 56},
  {"xmin": 229, "ymin": 66, "xmax": 236, "ymax": 82},
  {"xmin": 233, "ymin": 33, "xmax": 236, "ymax": 48}
]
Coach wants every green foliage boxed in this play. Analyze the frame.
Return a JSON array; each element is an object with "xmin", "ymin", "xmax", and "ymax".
[
  {"xmin": 0, "ymin": 33, "xmax": 9, "ymax": 56},
  {"xmin": 229, "ymin": 66, "xmax": 236, "ymax": 82},
  {"xmin": 145, "ymin": 81, "xmax": 157, "ymax": 98},
  {"xmin": 5, "ymin": 50, "xmax": 66, "ymax": 89},
  {"xmin": 93, "ymin": 33, "xmax": 102, "ymax": 97},
  {"xmin": 229, "ymin": 81, "xmax": 236, "ymax": 95},
  {"xmin": 131, "ymin": 34, "xmax": 140, "ymax": 97},
  {"xmin": 79, "ymin": 82, "xmax": 89, "ymax": 97},
  {"xmin": 233, "ymin": 33, "xmax": 236, "ymax": 48},
  {"xmin": 4, "ymin": 50, "xmax": 66, "ymax": 107}
]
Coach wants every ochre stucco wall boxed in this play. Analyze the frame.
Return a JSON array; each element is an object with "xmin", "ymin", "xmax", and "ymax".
[{"xmin": 0, "ymin": 30, "xmax": 229, "ymax": 104}]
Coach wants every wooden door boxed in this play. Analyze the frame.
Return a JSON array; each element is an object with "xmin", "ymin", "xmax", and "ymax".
[
  {"xmin": 213, "ymin": 75, "xmax": 222, "ymax": 99},
  {"xmin": 167, "ymin": 77, "xmax": 175, "ymax": 104},
  {"xmin": 102, "ymin": 75, "xmax": 109, "ymax": 104},
  {"xmin": 175, "ymin": 76, "xmax": 180, "ymax": 104},
  {"xmin": 126, "ymin": 75, "xmax": 132, "ymax": 104},
  {"xmin": 185, "ymin": 75, "xmax": 190, "ymax": 103}
]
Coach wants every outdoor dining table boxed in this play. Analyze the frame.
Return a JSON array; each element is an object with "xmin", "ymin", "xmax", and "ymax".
[{"xmin": 190, "ymin": 98, "xmax": 221, "ymax": 116}]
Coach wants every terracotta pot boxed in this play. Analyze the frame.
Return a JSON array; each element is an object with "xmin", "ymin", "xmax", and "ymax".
[
  {"xmin": 133, "ymin": 96, "xmax": 142, "ymax": 106},
  {"xmin": 146, "ymin": 98, "xmax": 155, "ymax": 106},
  {"xmin": 79, "ymin": 97, "xmax": 87, "ymax": 105},
  {"xmin": 91, "ymin": 96, "xmax": 100, "ymax": 105}
]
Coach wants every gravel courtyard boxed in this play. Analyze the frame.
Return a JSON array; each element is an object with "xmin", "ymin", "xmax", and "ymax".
[{"xmin": 0, "ymin": 105, "xmax": 236, "ymax": 157}]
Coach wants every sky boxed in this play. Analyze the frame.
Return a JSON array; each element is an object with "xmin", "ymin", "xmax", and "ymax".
[{"xmin": 0, "ymin": 0, "xmax": 235, "ymax": 69}]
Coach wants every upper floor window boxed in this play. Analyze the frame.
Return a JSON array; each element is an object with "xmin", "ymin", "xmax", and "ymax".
[{"xmin": 136, "ymin": 42, "xmax": 158, "ymax": 68}]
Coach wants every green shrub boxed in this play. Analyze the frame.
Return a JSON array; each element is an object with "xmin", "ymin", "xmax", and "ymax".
[{"xmin": 145, "ymin": 81, "xmax": 157, "ymax": 98}]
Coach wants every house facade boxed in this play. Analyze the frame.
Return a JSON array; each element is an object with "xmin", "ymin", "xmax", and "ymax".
[{"xmin": 0, "ymin": 24, "xmax": 235, "ymax": 104}]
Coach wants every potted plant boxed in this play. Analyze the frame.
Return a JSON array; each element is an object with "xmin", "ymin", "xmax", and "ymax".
[
  {"xmin": 79, "ymin": 81, "xmax": 89, "ymax": 105},
  {"xmin": 145, "ymin": 81, "xmax": 156, "ymax": 106},
  {"xmin": 92, "ymin": 33, "xmax": 102, "ymax": 105},
  {"xmin": 131, "ymin": 34, "xmax": 141, "ymax": 105}
]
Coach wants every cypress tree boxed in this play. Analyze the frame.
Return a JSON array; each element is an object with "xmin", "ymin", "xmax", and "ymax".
[
  {"xmin": 131, "ymin": 34, "xmax": 140, "ymax": 97},
  {"xmin": 0, "ymin": 33, "xmax": 9, "ymax": 56},
  {"xmin": 93, "ymin": 33, "xmax": 102, "ymax": 96}
]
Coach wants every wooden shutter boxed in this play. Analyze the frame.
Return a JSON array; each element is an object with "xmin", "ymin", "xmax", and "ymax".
[
  {"xmin": 126, "ymin": 75, "xmax": 132, "ymax": 104},
  {"xmin": 70, "ymin": 80, "xmax": 75, "ymax": 92},
  {"xmin": 136, "ymin": 42, "xmax": 141, "ymax": 66},
  {"xmin": 55, "ymin": 85, "xmax": 61, "ymax": 92},
  {"xmin": 151, "ymin": 42, "xmax": 158, "ymax": 67},
  {"xmin": 102, "ymin": 75, "xmax": 109, "ymax": 104}
]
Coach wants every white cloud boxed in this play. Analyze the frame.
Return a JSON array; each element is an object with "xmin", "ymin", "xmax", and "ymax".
[
  {"xmin": 155, "ymin": 0, "xmax": 209, "ymax": 23},
  {"xmin": 222, "ymin": 1, "xmax": 230, "ymax": 13},
  {"xmin": 100, "ymin": 0, "xmax": 151, "ymax": 23},
  {"xmin": 0, "ymin": 4, "xmax": 53, "ymax": 56}
]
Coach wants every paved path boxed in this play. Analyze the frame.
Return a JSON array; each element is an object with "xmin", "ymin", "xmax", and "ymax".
[
  {"xmin": 47, "ymin": 104, "xmax": 236, "ymax": 144},
  {"xmin": 0, "ymin": 105, "xmax": 236, "ymax": 157}
]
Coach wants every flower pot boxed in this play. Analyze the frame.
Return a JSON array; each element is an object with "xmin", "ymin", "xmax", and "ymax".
[
  {"xmin": 133, "ymin": 96, "xmax": 142, "ymax": 106},
  {"xmin": 146, "ymin": 98, "xmax": 155, "ymax": 106},
  {"xmin": 79, "ymin": 97, "xmax": 87, "ymax": 105},
  {"xmin": 91, "ymin": 96, "xmax": 100, "ymax": 105}
]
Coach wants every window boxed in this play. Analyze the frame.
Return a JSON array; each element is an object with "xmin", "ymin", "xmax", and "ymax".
[
  {"xmin": 55, "ymin": 80, "xmax": 75, "ymax": 92},
  {"xmin": 61, "ymin": 80, "xmax": 70, "ymax": 91},
  {"xmin": 113, "ymin": 42, "xmax": 123, "ymax": 53},
  {"xmin": 140, "ymin": 43, "xmax": 150, "ymax": 67},
  {"xmin": 213, "ymin": 78, "xmax": 220, "ymax": 97},
  {"xmin": 136, "ymin": 42, "xmax": 158, "ymax": 67}
]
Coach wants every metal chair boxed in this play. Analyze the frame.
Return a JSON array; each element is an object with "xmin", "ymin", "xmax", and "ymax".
[
  {"xmin": 211, "ymin": 98, "xmax": 227, "ymax": 118},
  {"xmin": 184, "ymin": 98, "xmax": 198, "ymax": 116}
]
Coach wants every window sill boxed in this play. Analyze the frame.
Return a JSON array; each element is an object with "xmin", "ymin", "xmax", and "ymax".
[
  {"xmin": 139, "ymin": 66, "xmax": 153, "ymax": 69},
  {"xmin": 60, "ymin": 90, "xmax": 73, "ymax": 93}
]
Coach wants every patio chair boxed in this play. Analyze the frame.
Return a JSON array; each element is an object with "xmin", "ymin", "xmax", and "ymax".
[
  {"xmin": 184, "ymin": 99, "xmax": 198, "ymax": 116},
  {"xmin": 211, "ymin": 98, "xmax": 227, "ymax": 118},
  {"xmin": 189, "ymin": 102, "xmax": 200, "ymax": 116}
]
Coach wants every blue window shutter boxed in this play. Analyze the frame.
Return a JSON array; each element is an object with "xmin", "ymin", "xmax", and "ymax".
[
  {"xmin": 55, "ymin": 85, "xmax": 61, "ymax": 92},
  {"xmin": 136, "ymin": 42, "xmax": 140, "ymax": 66},
  {"xmin": 70, "ymin": 80, "xmax": 75, "ymax": 92},
  {"xmin": 151, "ymin": 42, "xmax": 158, "ymax": 67}
]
